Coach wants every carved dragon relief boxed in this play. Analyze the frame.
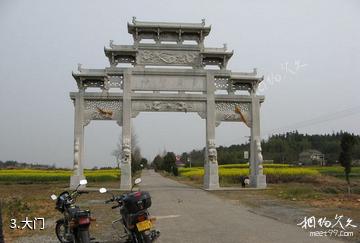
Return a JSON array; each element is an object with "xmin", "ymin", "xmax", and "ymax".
[
  {"xmin": 96, "ymin": 107, "xmax": 113, "ymax": 118},
  {"xmin": 83, "ymin": 100, "xmax": 122, "ymax": 126},
  {"xmin": 215, "ymin": 102, "xmax": 251, "ymax": 127},
  {"xmin": 137, "ymin": 50, "xmax": 199, "ymax": 66},
  {"xmin": 234, "ymin": 105, "xmax": 250, "ymax": 127}
]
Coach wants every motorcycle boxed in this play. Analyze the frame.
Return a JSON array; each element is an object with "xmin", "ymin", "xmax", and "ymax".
[
  {"xmin": 99, "ymin": 178, "xmax": 160, "ymax": 243},
  {"xmin": 51, "ymin": 179, "xmax": 94, "ymax": 243}
]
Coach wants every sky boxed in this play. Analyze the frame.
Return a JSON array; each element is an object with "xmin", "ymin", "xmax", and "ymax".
[{"xmin": 0, "ymin": 0, "xmax": 359, "ymax": 168}]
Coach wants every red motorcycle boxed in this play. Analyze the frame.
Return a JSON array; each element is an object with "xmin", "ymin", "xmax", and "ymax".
[
  {"xmin": 51, "ymin": 179, "xmax": 94, "ymax": 243},
  {"xmin": 100, "ymin": 178, "xmax": 160, "ymax": 243}
]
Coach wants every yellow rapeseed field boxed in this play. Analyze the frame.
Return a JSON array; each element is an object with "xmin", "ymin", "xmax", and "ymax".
[
  {"xmin": 0, "ymin": 169, "xmax": 120, "ymax": 182},
  {"xmin": 179, "ymin": 164, "xmax": 322, "ymax": 184}
]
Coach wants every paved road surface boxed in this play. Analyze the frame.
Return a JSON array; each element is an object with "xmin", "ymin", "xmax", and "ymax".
[{"xmin": 142, "ymin": 170, "xmax": 342, "ymax": 243}]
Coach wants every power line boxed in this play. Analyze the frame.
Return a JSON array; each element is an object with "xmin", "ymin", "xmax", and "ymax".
[{"xmin": 263, "ymin": 106, "xmax": 360, "ymax": 136}]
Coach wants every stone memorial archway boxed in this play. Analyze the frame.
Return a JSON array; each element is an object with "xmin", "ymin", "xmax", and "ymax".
[{"xmin": 70, "ymin": 18, "xmax": 266, "ymax": 190}]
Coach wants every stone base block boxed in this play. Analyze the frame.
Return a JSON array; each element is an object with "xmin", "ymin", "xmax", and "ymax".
[
  {"xmin": 70, "ymin": 174, "xmax": 86, "ymax": 189},
  {"xmin": 120, "ymin": 164, "xmax": 132, "ymax": 190},
  {"xmin": 250, "ymin": 174, "xmax": 267, "ymax": 188},
  {"xmin": 203, "ymin": 162, "xmax": 220, "ymax": 190}
]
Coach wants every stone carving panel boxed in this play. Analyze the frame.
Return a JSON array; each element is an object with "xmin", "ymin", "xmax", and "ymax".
[
  {"xmin": 255, "ymin": 138, "xmax": 264, "ymax": 174},
  {"xmin": 214, "ymin": 78, "xmax": 229, "ymax": 90},
  {"xmin": 122, "ymin": 137, "xmax": 131, "ymax": 164},
  {"xmin": 197, "ymin": 112, "xmax": 206, "ymax": 119},
  {"xmin": 215, "ymin": 102, "xmax": 251, "ymax": 126},
  {"xmin": 133, "ymin": 101, "xmax": 203, "ymax": 113},
  {"xmin": 207, "ymin": 139, "xmax": 218, "ymax": 164},
  {"xmin": 137, "ymin": 50, "xmax": 199, "ymax": 66},
  {"xmin": 106, "ymin": 75, "xmax": 124, "ymax": 89},
  {"xmin": 84, "ymin": 100, "xmax": 122, "ymax": 125},
  {"xmin": 233, "ymin": 83, "xmax": 252, "ymax": 91},
  {"xmin": 214, "ymin": 77, "xmax": 252, "ymax": 92},
  {"xmin": 146, "ymin": 101, "xmax": 193, "ymax": 112},
  {"xmin": 73, "ymin": 137, "xmax": 80, "ymax": 170}
]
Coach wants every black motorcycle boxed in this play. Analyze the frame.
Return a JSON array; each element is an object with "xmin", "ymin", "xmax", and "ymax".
[
  {"xmin": 100, "ymin": 178, "xmax": 160, "ymax": 243},
  {"xmin": 51, "ymin": 179, "xmax": 94, "ymax": 243}
]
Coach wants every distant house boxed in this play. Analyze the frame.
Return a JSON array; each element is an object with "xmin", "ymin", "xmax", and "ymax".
[
  {"xmin": 299, "ymin": 149, "xmax": 325, "ymax": 166},
  {"xmin": 175, "ymin": 156, "xmax": 185, "ymax": 168},
  {"xmin": 353, "ymin": 159, "xmax": 360, "ymax": 166}
]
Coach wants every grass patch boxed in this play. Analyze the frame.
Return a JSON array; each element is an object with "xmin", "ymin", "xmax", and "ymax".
[
  {"xmin": 271, "ymin": 184, "xmax": 324, "ymax": 200},
  {"xmin": 314, "ymin": 166, "xmax": 360, "ymax": 178}
]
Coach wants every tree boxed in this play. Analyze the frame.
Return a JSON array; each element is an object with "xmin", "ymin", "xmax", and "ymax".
[
  {"xmin": 163, "ymin": 152, "xmax": 176, "ymax": 174},
  {"xmin": 172, "ymin": 164, "xmax": 179, "ymax": 176},
  {"xmin": 140, "ymin": 158, "xmax": 148, "ymax": 169},
  {"xmin": 152, "ymin": 155, "xmax": 164, "ymax": 172},
  {"xmin": 112, "ymin": 128, "xmax": 140, "ymax": 168},
  {"xmin": 339, "ymin": 133, "xmax": 357, "ymax": 194}
]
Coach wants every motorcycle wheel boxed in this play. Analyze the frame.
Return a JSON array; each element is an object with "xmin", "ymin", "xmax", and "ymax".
[
  {"xmin": 133, "ymin": 231, "xmax": 151, "ymax": 243},
  {"xmin": 141, "ymin": 231, "xmax": 152, "ymax": 243},
  {"xmin": 55, "ymin": 219, "xmax": 72, "ymax": 243},
  {"xmin": 75, "ymin": 229, "xmax": 90, "ymax": 243}
]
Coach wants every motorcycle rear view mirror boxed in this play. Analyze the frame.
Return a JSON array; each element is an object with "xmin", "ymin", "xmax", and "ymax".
[
  {"xmin": 80, "ymin": 179, "xmax": 88, "ymax": 185},
  {"xmin": 131, "ymin": 178, "xmax": 142, "ymax": 192},
  {"xmin": 134, "ymin": 178, "xmax": 142, "ymax": 185},
  {"xmin": 99, "ymin": 188, "xmax": 107, "ymax": 193},
  {"xmin": 50, "ymin": 194, "xmax": 57, "ymax": 200}
]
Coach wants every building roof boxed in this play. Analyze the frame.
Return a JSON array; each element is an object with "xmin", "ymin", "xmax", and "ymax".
[
  {"xmin": 299, "ymin": 149, "xmax": 323, "ymax": 156},
  {"xmin": 128, "ymin": 17, "xmax": 211, "ymax": 32},
  {"xmin": 127, "ymin": 18, "xmax": 211, "ymax": 41}
]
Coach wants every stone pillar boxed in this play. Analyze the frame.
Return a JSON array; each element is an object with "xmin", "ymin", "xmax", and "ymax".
[
  {"xmin": 70, "ymin": 90, "xmax": 86, "ymax": 189},
  {"xmin": 204, "ymin": 73, "xmax": 220, "ymax": 190},
  {"xmin": 249, "ymin": 89, "xmax": 266, "ymax": 188},
  {"xmin": 120, "ymin": 71, "xmax": 132, "ymax": 190}
]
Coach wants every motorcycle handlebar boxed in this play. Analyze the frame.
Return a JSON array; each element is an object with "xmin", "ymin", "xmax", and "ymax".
[
  {"xmin": 111, "ymin": 205, "xmax": 120, "ymax": 209},
  {"xmin": 105, "ymin": 196, "xmax": 123, "ymax": 207}
]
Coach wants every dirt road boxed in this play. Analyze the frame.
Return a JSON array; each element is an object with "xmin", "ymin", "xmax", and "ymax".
[
  {"xmin": 139, "ymin": 170, "xmax": 343, "ymax": 243},
  {"xmin": 12, "ymin": 170, "xmax": 347, "ymax": 243}
]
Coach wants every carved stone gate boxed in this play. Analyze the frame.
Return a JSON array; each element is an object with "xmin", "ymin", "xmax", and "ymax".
[{"xmin": 70, "ymin": 18, "xmax": 266, "ymax": 190}]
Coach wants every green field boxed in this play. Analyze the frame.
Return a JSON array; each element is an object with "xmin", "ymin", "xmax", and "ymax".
[{"xmin": 0, "ymin": 169, "xmax": 121, "ymax": 182}]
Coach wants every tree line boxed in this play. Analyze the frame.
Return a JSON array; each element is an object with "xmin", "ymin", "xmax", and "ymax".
[
  {"xmin": 0, "ymin": 160, "xmax": 55, "ymax": 169},
  {"xmin": 152, "ymin": 152, "xmax": 179, "ymax": 176},
  {"xmin": 177, "ymin": 131, "xmax": 360, "ymax": 166}
]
